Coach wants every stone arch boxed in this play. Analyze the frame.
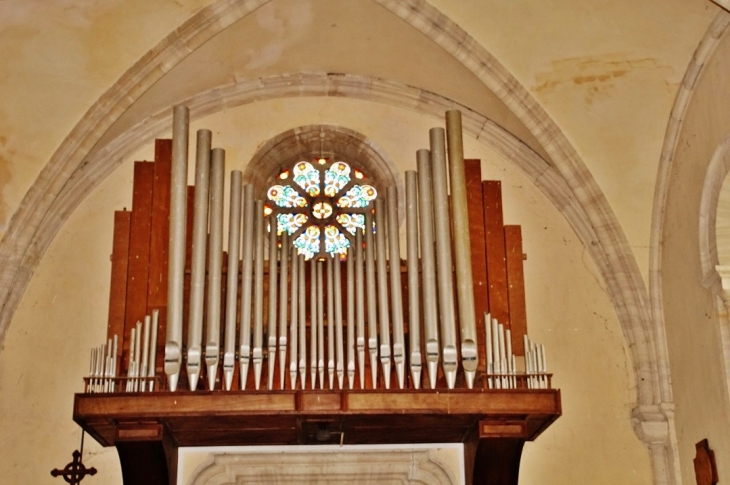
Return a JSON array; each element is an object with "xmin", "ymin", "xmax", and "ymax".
[
  {"xmin": 187, "ymin": 448, "xmax": 457, "ymax": 485},
  {"xmin": 0, "ymin": 0, "xmax": 666, "ymax": 479},
  {"xmin": 242, "ymin": 124, "xmax": 402, "ymax": 202},
  {"xmin": 699, "ymin": 134, "xmax": 730, "ymax": 286},
  {"xmin": 648, "ymin": 11, "xmax": 730, "ymax": 484}
]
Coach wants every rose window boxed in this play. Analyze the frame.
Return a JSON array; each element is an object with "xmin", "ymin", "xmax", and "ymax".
[{"xmin": 266, "ymin": 159, "xmax": 377, "ymax": 260}]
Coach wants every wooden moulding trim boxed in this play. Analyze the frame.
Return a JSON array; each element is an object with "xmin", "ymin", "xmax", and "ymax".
[
  {"xmin": 478, "ymin": 420, "xmax": 526, "ymax": 439},
  {"xmin": 74, "ymin": 389, "xmax": 561, "ymax": 419},
  {"xmin": 116, "ymin": 423, "xmax": 163, "ymax": 442}
]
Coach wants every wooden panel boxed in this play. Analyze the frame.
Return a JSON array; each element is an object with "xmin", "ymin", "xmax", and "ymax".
[
  {"xmin": 148, "ymin": 140, "xmax": 171, "ymax": 308},
  {"xmin": 74, "ymin": 390, "xmax": 560, "ymax": 456},
  {"xmin": 123, "ymin": 162, "xmax": 155, "ymax": 371},
  {"xmin": 108, "ymin": 211, "xmax": 131, "ymax": 357},
  {"xmin": 116, "ymin": 423, "xmax": 163, "ymax": 442},
  {"xmin": 180, "ymin": 185, "xmax": 195, "ymax": 389},
  {"xmin": 505, "ymin": 226, "xmax": 527, "ymax": 355},
  {"xmin": 482, "ymin": 181, "xmax": 509, "ymax": 328},
  {"xmin": 472, "ymin": 438, "xmax": 524, "ymax": 485},
  {"xmin": 297, "ymin": 392, "xmax": 342, "ymax": 412},
  {"xmin": 116, "ymin": 441, "xmax": 170, "ymax": 485},
  {"xmin": 465, "ymin": 160, "xmax": 488, "ymax": 370},
  {"xmin": 479, "ymin": 420, "xmax": 525, "ymax": 438},
  {"xmin": 148, "ymin": 141, "xmax": 172, "ymax": 375}
]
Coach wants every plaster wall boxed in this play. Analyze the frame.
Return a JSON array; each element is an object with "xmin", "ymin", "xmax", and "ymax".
[
  {"xmin": 0, "ymin": 0, "xmax": 716, "ymax": 280},
  {"xmin": 0, "ymin": 0, "xmax": 210, "ymax": 240},
  {"xmin": 0, "ymin": 99, "xmax": 651, "ymax": 484},
  {"xmin": 429, "ymin": 0, "xmax": 716, "ymax": 284},
  {"xmin": 661, "ymin": 24, "xmax": 730, "ymax": 484}
]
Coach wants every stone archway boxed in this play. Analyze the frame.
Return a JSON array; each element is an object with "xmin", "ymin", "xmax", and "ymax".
[{"xmin": 0, "ymin": 1, "xmax": 672, "ymax": 481}]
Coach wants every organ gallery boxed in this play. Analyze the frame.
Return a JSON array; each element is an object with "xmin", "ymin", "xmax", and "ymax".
[{"xmin": 72, "ymin": 107, "xmax": 561, "ymax": 484}]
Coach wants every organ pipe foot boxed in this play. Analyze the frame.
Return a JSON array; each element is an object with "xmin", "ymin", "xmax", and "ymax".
[
  {"xmin": 279, "ymin": 346, "xmax": 287, "ymax": 389},
  {"xmin": 369, "ymin": 352, "xmax": 378, "ymax": 389},
  {"xmin": 411, "ymin": 367, "xmax": 422, "ymax": 390},
  {"xmin": 318, "ymin": 363, "xmax": 325, "ymax": 390},
  {"xmin": 445, "ymin": 370, "xmax": 457, "ymax": 390},
  {"xmin": 223, "ymin": 352, "xmax": 235, "ymax": 391},
  {"xmin": 299, "ymin": 359, "xmax": 306, "ymax": 389},
  {"xmin": 357, "ymin": 349, "xmax": 365, "ymax": 389},
  {"xmin": 290, "ymin": 363, "xmax": 298, "ymax": 390},
  {"xmin": 267, "ymin": 345, "xmax": 276, "ymax": 390},
  {"xmin": 443, "ymin": 345, "xmax": 458, "ymax": 390},
  {"xmin": 465, "ymin": 370, "xmax": 476, "ymax": 389},
  {"xmin": 347, "ymin": 361, "xmax": 355, "ymax": 389},
  {"xmin": 395, "ymin": 361, "xmax": 405, "ymax": 389},
  {"xmin": 337, "ymin": 363, "xmax": 345, "ymax": 390},
  {"xmin": 167, "ymin": 372, "xmax": 180, "ymax": 393},
  {"xmin": 239, "ymin": 359, "xmax": 250, "ymax": 390},
  {"xmin": 381, "ymin": 358, "xmax": 392, "ymax": 389},
  {"xmin": 253, "ymin": 349, "xmax": 263, "ymax": 390},
  {"xmin": 164, "ymin": 342, "xmax": 182, "ymax": 392},
  {"xmin": 206, "ymin": 361, "xmax": 218, "ymax": 391},
  {"xmin": 328, "ymin": 362, "xmax": 335, "ymax": 390}
]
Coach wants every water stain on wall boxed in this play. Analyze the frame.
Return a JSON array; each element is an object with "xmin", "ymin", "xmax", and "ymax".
[{"xmin": 533, "ymin": 54, "xmax": 668, "ymax": 104}]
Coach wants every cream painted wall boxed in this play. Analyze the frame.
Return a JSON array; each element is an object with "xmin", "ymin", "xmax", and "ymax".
[
  {"xmin": 0, "ymin": 99, "xmax": 651, "ymax": 484},
  {"xmin": 661, "ymin": 24, "xmax": 730, "ymax": 485},
  {"xmin": 0, "ymin": 0, "xmax": 715, "ymax": 278},
  {"xmin": 0, "ymin": 0, "xmax": 209, "ymax": 239},
  {"xmin": 429, "ymin": 0, "xmax": 716, "ymax": 284}
]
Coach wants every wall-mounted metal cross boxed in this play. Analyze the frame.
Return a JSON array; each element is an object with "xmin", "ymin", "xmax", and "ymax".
[{"xmin": 51, "ymin": 450, "xmax": 97, "ymax": 484}]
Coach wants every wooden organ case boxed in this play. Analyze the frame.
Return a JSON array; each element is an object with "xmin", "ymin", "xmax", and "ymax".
[{"xmin": 73, "ymin": 108, "xmax": 561, "ymax": 485}]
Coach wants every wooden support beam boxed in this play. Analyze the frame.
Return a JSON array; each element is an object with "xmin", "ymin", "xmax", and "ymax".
[
  {"xmin": 505, "ymin": 226, "xmax": 527, "ymax": 355},
  {"xmin": 471, "ymin": 438, "xmax": 524, "ymax": 485}
]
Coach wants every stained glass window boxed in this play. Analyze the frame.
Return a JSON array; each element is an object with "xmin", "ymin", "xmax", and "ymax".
[
  {"xmin": 293, "ymin": 161, "xmax": 320, "ymax": 197},
  {"xmin": 276, "ymin": 213, "xmax": 308, "ymax": 236},
  {"xmin": 268, "ymin": 185, "xmax": 307, "ymax": 208},
  {"xmin": 267, "ymin": 160, "xmax": 377, "ymax": 259},
  {"xmin": 337, "ymin": 184, "xmax": 377, "ymax": 208}
]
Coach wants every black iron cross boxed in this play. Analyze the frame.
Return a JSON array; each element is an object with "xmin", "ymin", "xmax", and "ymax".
[{"xmin": 51, "ymin": 450, "xmax": 97, "ymax": 484}]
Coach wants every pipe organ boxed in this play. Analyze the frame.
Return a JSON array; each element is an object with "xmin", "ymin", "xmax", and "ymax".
[{"xmin": 74, "ymin": 107, "xmax": 561, "ymax": 485}]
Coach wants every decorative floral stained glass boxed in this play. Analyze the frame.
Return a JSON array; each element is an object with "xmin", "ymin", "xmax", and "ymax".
[
  {"xmin": 277, "ymin": 213, "xmax": 308, "ymax": 236},
  {"xmin": 337, "ymin": 185, "xmax": 377, "ymax": 208},
  {"xmin": 324, "ymin": 162, "xmax": 351, "ymax": 197},
  {"xmin": 324, "ymin": 225, "xmax": 350, "ymax": 255},
  {"xmin": 293, "ymin": 225, "xmax": 321, "ymax": 260},
  {"xmin": 293, "ymin": 161, "xmax": 321, "ymax": 197},
  {"xmin": 312, "ymin": 201, "xmax": 333, "ymax": 220},
  {"xmin": 336, "ymin": 213, "xmax": 365, "ymax": 235},
  {"xmin": 268, "ymin": 160, "xmax": 377, "ymax": 260},
  {"xmin": 268, "ymin": 185, "xmax": 307, "ymax": 208}
]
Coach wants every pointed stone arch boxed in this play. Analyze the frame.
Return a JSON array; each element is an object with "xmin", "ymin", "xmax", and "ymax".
[{"xmin": 0, "ymin": 1, "xmax": 669, "ymax": 480}]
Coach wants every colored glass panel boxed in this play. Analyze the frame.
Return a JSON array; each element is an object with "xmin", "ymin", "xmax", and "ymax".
[
  {"xmin": 337, "ymin": 184, "xmax": 377, "ymax": 208},
  {"xmin": 293, "ymin": 161, "xmax": 320, "ymax": 197},
  {"xmin": 267, "ymin": 185, "xmax": 306, "ymax": 208},
  {"xmin": 277, "ymin": 213, "xmax": 308, "ymax": 236},
  {"xmin": 336, "ymin": 213, "xmax": 365, "ymax": 235},
  {"xmin": 293, "ymin": 225, "xmax": 321, "ymax": 259},
  {"xmin": 324, "ymin": 161, "xmax": 351, "ymax": 197},
  {"xmin": 312, "ymin": 201, "xmax": 333, "ymax": 220},
  {"xmin": 324, "ymin": 225, "xmax": 350, "ymax": 255}
]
